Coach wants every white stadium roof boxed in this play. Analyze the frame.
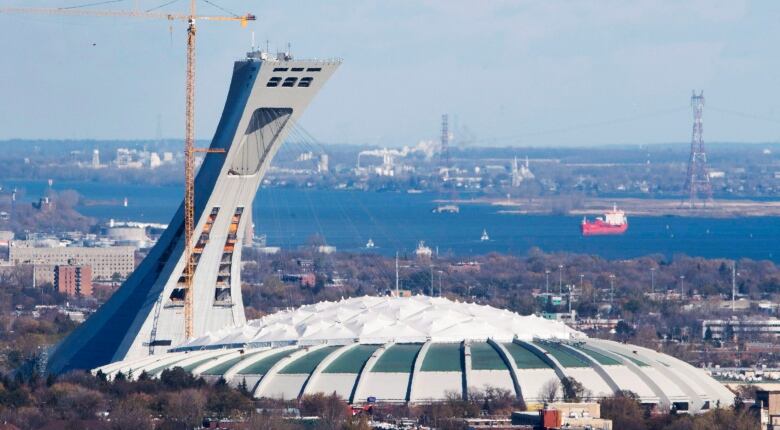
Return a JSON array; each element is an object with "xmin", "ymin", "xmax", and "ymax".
[
  {"xmin": 96, "ymin": 296, "xmax": 734, "ymax": 412},
  {"xmin": 180, "ymin": 296, "xmax": 583, "ymax": 348}
]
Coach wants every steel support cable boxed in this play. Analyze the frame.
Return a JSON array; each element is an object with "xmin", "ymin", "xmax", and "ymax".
[
  {"xmin": 285, "ymin": 128, "xmax": 330, "ymax": 247},
  {"xmin": 288, "ymin": 121, "xmax": 408, "ymax": 254},
  {"xmin": 274, "ymin": 119, "xmax": 405, "ymax": 286},
  {"xmin": 146, "ymin": 0, "xmax": 181, "ymax": 12},
  {"xmin": 258, "ymin": 110, "xmax": 292, "ymax": 247},
  {"xmin": 288, "ymin": 119, "xmax": 405, "ymax": 252},
  {"xmin": 199, "ymin": 0, "xmax": 238, "ymax": 17},
  {"xmin": 60, "ymin": 0, "xmax": 125, "ymax": 10},
  {"xmin": 287, "ymin": 124, "xmax": 372, "ymax": 250},
  {"xmin": 285, "ymin": 129, "xmax": 346, "ymax": 249},
  {"xmin": 285, "ymin": 129, "xmax": 398, "ymax": 285}
]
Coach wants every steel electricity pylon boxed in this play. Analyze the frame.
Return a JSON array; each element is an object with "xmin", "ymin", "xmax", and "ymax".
[{"xmin": 683, "ymin": 90, "xmax": 712, "ymax": 208}]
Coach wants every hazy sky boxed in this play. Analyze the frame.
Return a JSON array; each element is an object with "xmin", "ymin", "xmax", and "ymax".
[{"xmin": 2, "ymin": 0, "xmax": 780, "ymax": 147}]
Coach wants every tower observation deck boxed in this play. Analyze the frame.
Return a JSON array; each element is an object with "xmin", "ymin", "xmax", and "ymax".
[{"xmin": 48, "ymin": 51, "xmax": 341, "ymax": 374}]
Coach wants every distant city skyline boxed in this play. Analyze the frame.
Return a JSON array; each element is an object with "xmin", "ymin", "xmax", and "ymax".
[{"xmin": 2, "ymin": 0, "xmax": 780, "ymax": 147}]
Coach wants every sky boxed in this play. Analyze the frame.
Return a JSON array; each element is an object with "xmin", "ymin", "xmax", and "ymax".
[{"xmin": 2, "ymin": 0, "xmax": 780, "ymax": 147}]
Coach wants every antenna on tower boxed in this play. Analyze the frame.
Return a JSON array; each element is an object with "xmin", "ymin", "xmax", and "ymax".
[
  {"xmin": 682, "ymin": 90, "xmax": 712, "ymax": 208},
  {"xmin": 251, "ymin": 31, "xmax": 255, "ymax": 50}
]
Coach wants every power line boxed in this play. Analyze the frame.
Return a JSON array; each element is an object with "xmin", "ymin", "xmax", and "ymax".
[
  {"xmin": 708, "ymin": 106, "xmax": 780, "ymax": 125},
  {"xmin": 471, "ymin": 106, "xmax": 689, "ymax": 145}
]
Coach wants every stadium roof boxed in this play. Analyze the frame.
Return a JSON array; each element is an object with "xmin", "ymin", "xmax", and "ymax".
[
  {"xmin": 178, "ymin": 295, "xmax": 582, "ymax": 349},
  {"xmin": 95, "ymin": 296, "xmax": 734, "ymax": 412}
]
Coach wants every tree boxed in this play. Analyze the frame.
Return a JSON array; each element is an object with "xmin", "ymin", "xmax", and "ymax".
[
  {"xmin": 162, "ymin": 388, "xmax": 206, "ymax": 429},
  {"xmin": 723, "ymin": 324, "xmax": 735, "ymax": 342},
  {"xmin": 704, "ymin": 327, "xmax": 713, "ymax": 342},
  {"xmin": 600, "ymin": 391, "xmax": 646, "ymax": 430},
  {"xmin": 159, "ymin": 367, "xmax": 203, "ymax": 390},
  {"xmin": 538, "ymin": 378, "xmax": 559, "ymax": 403},
  {"xmin": 110, "ymin": 394, "xmax": 153, "ymax": 430},
  {"xmin": 245, "ymin": 413, "xmax": 297, "ymax": 430},
  {"xmin": 561, "ymin": 377, "xmax": 588, "ymax": 402},
  {"xmin": 46, "ymin": 382, "xmax": 106, "ymax": 420},
  {"xmin": 206, "ymin": 381, "xmax": 252, "ymax": 418},
  {"xmin": 615, "ymin": 321, "xmax": 636, "ymax": 342},
  {"xmin": 299, "ymin": 392, "xmax": 349, "ymax": 430}
]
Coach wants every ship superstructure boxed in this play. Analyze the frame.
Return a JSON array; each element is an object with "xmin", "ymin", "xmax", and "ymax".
[{"xmin": 48, "ymin": 50, "xmax": 340, "ymax": 374}]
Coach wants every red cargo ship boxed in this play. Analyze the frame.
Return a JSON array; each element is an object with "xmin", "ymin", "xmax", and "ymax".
[{"xmin": 581, "ymin": 205, "xmax": 628, "ymax": 236}]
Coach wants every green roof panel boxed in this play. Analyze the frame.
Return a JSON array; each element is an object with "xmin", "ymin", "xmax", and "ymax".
[
  {"xmin": 533, "ymin": 341, "xmax": 590, "ymax": 368},
  {"xmin": 202, "ymin": 350, "xmax": 267, "ymax": 376},
  {"xmin": 577, "ymin": 346, "xmax": 621, "ymax": 366},
  {"xmin": 470, "ymin": 343, "xmax": 509, "ymax": 371},
  {"xmin": 371, "ymin": 344, "xmax": 422, "ymax": 373},
  {"xmin": 421, "ymin": 343, "xmax": 462, "ymax": 372},
  {"xmin": 502, "ymin": 342, "xmax": 551, "ymax": 369},
  {"xmin": 280, "ymin": 346, "xmax": 341, "ymax": 375},
  {"xmin": 324, "ymin": 345, "xmax": 380, "ymax": 374},
  {"xmin": 238, "ymin": 349, "xmax": 298, "ymax": 375}
]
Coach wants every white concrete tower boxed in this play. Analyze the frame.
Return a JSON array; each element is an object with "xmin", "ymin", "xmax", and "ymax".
[{"xmin": 48, "ymin": 50, "xmax": 340, "ymax": 374}]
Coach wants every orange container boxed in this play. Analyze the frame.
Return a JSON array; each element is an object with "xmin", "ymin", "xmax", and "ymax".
[{"xmin": 540, "ymin": 409, "xmax": 561, "ymax": 429}]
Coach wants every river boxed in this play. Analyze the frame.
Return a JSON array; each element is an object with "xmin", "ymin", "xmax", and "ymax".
[{"xmin": 5, "ymin": 179, "xmax": 779, "ymax": 262}]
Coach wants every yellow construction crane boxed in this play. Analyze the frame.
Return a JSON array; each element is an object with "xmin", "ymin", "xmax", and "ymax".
[{"xmin": 0, "ymin": 3, "xmax": 255, "ymax": 340}]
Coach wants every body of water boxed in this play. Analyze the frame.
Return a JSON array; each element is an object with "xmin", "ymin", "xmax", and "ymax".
[{"xmin": 5, "ymin": 179, "xmax": 779, "ymax": 262}]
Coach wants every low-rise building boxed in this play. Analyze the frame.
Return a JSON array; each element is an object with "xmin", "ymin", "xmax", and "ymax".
[
  {"xmin": 702, "ymin": 318, "xmax": 780, "ymax": 340},
  {"xmin": 9, "ymin": 242, "xmax": 134, "ymax": 281},
  {"xmin": 55, "ymin": 265, "xmax": 92, "ymax": 297},
  {"xmin": 758, "ymin": 389, "xmax": 780, "ymax": 429},
  {"xmin": 513, "ymin": 403, "xmax": 612, "ymax": 430}
]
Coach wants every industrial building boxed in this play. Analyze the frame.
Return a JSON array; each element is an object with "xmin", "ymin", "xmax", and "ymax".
[{"xmin": 96, "ymin": 296, "xmax": 733, "ymax": 413}]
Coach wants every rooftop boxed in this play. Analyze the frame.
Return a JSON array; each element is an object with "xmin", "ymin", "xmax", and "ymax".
[{"xmin": 177, "ymin": 295, "xmax": 582, "ymax": 351}]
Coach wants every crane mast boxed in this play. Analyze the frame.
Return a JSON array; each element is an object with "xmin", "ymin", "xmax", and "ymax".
[
  {"xmin": 183, "ymin": 0, "xmax": 197, "ymax": 340},
  {"xmin": 0, "ymin": 3, "xmax": 255, "ymax": 341}
]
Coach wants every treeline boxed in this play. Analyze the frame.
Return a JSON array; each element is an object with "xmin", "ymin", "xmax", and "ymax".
[
  {"xmin": 0, "ymin": 368, "xmax": 373, "ymax": 430},
  {"xmin": 243, "ymin": 248, "xmax": 780, "ymax": 316},
  {"xmin": 0, "ymin": 369, "xmax": 760, "ymax": 430},
  {"xmin": 600, "ymin": 392, "xmax": 758, "ymax": 430}
]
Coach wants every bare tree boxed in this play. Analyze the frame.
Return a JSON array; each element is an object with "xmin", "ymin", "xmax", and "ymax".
[
  {"xmin": 538, "ymin": 378, "xmax": 560, "ymax": 403},
  {"xmin": 110, "ymin": 394, "xmax": 153, "ymax": 430},
  {"xmin": 163, "ymin": 388, "xmax": 206, "ymax": 428}
]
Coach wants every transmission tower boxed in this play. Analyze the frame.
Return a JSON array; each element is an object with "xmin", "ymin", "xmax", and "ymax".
[
  {"xmin": 683, "ymin": 90, "xmax": 712, "ymax": 207},
  {"xmin": 440, "ymin": 114, "xmax": 450, "ymax": 176}
]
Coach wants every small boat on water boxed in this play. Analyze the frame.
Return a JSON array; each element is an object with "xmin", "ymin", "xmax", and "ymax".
[
  {"xmin": 415, "ymin": 241, "xmax": 433, "ymax": 258},
  {"xmin": 480, "ymin": 229, "xmax": 489, "ymax": 241},
  {"xmin": 432, "ymin": 204, "xmax": 460, "ymax": 214},
  {"xmin": 365, "ymin": 238, "xmax": 375, "ymax": 249}
]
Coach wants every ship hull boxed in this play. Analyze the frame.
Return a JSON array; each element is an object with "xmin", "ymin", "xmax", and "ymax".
[{"xmin": 581, "ymin": 221, "xmax": 628, "ymax": 236}]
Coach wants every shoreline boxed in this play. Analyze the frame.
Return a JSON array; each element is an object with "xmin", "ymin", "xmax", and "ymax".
[{"xmin": 460, "ymin": 196, "xmax": 780, "ymax": 218}]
